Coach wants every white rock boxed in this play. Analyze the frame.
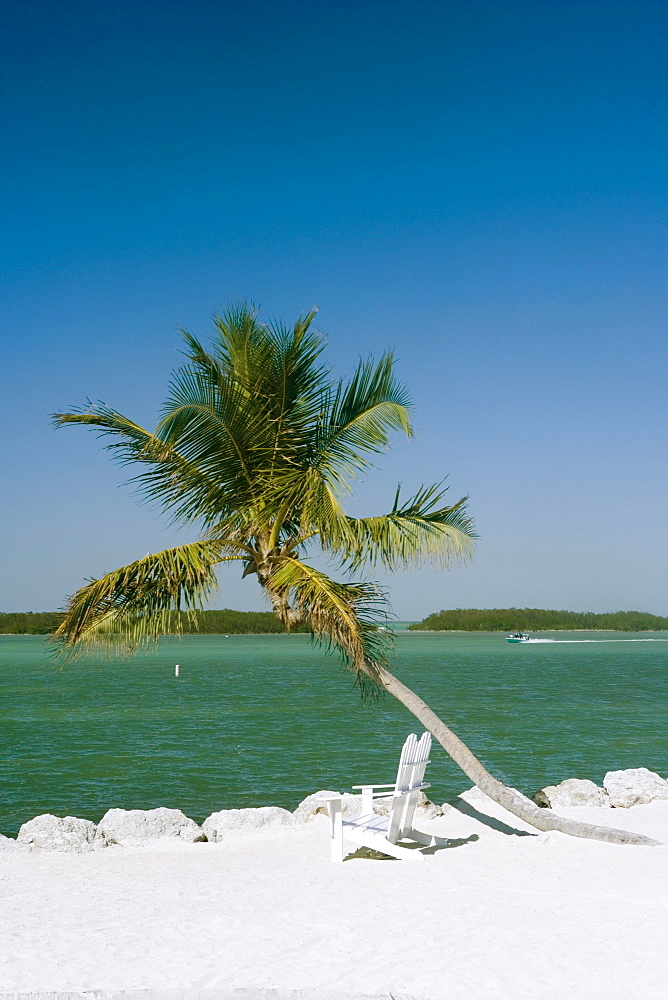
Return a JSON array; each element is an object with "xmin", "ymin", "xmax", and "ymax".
[
  {"xmin": 293, "ymin": 790, "xmax": 338, "ymax": 823},
  {"xmin": 533, "ymin": 778, "xmax": 608, "ymax": 808},
  {"xmin": 17, "ymin": 814, "xmax": 102, "ymax": 853},
  {"xmin": 418, "ymin": 800, "xmax": 445, "ymax": 819},
  {"xmin": 603, "ymin": 768, "xmax": 668, "ymax": 808},
  {"xmin": 203, "ymin": 806, "xmax": 295, "ymax": 841},
  {"xmin": 0, "ymin": 834, "xmax": 30, "ymax": 853},
  {"xmin": 373, "ymin": 790, "xmax": 443, "ymax": 819},
  {"xmin": 295, "ymin": 788, "xmax": 442, "ymax": 823},
  {"xmin": 293, "ymin": 790, "xmax": 363, "ymax": 822},
  {"xmin": 300, "ymin": 791, "xmax": 361, "ymax": 822},
  {"xmin": 96, "ymin": 807, "xmax": 205, "ymax": 845}
]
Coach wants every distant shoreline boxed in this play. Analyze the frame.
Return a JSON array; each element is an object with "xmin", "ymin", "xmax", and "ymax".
[
  {"xmin": 3, "ymin": 628, "xmax": 666, "ymax": 637},
  {"xmin": 405, "ymin": 628, "xmax": 666, "ymax": 633},
  {"xmin": 4, "ymin": 608, "xmax": 667, "ymax": 636},
  {"xmin": 409, "ymin": 608, "xmax": 668, "ymax": 632}
]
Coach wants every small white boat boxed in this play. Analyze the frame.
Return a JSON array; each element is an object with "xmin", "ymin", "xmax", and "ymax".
[{"xmin": 506, "ymin": 632, "xmax": 530, "ymax": 643}]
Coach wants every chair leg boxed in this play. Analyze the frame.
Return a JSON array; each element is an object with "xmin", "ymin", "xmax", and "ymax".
[{"xmin": 328, "ymin": 800, "xmax": 344, "ymax": 862}]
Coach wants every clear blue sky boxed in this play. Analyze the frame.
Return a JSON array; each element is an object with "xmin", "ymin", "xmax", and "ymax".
[{"xmin": 2, "ymin": 0, "xmax": 666, "ymax": 617}]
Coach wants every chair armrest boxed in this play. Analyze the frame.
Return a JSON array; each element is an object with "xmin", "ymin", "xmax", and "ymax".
[
  {"xmin": 351, "ymin": 783, "xmax": 396, "ymax": 789},
  {"xmin": 360, "ymin": 789, "xmax": 396, "ymax": 800},
  {"xmin": 392, "ymin": 781, "xmax": 431, "ymax": 795}
]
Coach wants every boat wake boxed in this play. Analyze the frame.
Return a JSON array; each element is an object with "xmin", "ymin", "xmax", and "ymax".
[{"xmin": 525, "ymin": 638, "xmax": 667, "ymax": 644}]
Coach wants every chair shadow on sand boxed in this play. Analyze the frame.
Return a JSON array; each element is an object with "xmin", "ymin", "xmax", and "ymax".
[
  {"xmin": 343, "ymin": 798, "xmax": 538, "ymax": 860},
  {"xmin": 344, "ymin": 833, "xmax": 480, "ymax": 861}
]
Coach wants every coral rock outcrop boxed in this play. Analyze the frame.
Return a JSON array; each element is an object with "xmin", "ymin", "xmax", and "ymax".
[
  {"xmin": 533, "ymin": 778, "xmax": 608, "ymax": 808},
  {"xmin": 603, "ymin": 768, "xmax": 668, "ymax": 808},
  {"xmin": 96, "ymin": 807, "xmax": 205, "ymax": 845},
  {"xmin": 202, "ymin": 806, "xmax": 295, "ymax": 841},
  {"xmin": 17, "ymin": 814, "xmax": 103, "ymax": 852}
]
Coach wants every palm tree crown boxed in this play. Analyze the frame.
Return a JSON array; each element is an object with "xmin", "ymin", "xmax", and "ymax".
[{"xmin": 53, "ymin": 304, "xmax": 475, "ymax": 687}]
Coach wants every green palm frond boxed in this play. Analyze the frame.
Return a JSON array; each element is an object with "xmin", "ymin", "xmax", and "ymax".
[
  {"xmin": 338, "ymin": 484, "xmax": 477, "ymax": 571},
  {"xmin": 155, "ymin": 366, "xmax": 269, "ymax": 521},
  {"xmin": 52, "ymin": 406, "xmax": 168, "ymax": 462},
  {"xmin": 264, "ymin": 466, "xmax": 353, "ymax": 550},
  {"xmin": 151, "ymin": 305, "xmax": 330, "ymax": 526},
  {"xmin": 271, "ymin": 557, "xmax": 393, "ymax": 693},
  {"xmin": 51, "ymin": 405, "xmax": 233, "ymax": 526},
  {"xmin": 53, "ymin": 540, "xmax": 238, "ymax": 654},
  {"xmin": 312, "ymin": 353, "xmax": 413, "ymax": 495},
  {"xmin": 207, "ymin": 304, "xmax": 328, "ymax": 438}
]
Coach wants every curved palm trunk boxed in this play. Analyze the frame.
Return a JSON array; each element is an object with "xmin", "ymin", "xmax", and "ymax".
[
  {"xmin": 262, "ymin": 576, "xmax": 303, "ymax": 629},
  {"xmin": 377, "ymin": 666, "xmax": 660, "ymax": 847}
]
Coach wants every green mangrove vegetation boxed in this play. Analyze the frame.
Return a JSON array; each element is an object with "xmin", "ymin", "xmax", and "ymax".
[
  {"xmin": 6, "ymin": 607, "xmax": 667, "ymax": 636},
  {"xmin": 0, "ymin": 612, "xmax": 65, "ymax": 634},
  {"xmin": 409, "ymin": 608, "xmax": 668, "ymax": 632},
  {"xmin": 0, "ymin": 610, "xmax": 309, "ymax": 636}
]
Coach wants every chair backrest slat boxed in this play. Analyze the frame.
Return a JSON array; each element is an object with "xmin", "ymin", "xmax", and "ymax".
[{"xmin": 386, "ymin": 732, "xmax": 432, "ymax": 843}]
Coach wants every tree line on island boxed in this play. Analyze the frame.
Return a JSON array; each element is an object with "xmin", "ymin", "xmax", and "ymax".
[
  {"xmin": 0, "ymin": 609, "xmax": 309, "ymax": 635},
  {"xmin": 410, "ymin": 608, "xmax": 668, "ymax": 632},
  {"xmin": 4, "ymin": 606, "xmax": 666, "ymax": 635}
]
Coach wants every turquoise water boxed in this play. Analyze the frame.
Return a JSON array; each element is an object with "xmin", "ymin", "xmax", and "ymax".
[{"xmin": 1, "ymin": 632, "xmax": 666, "ymax": 837}]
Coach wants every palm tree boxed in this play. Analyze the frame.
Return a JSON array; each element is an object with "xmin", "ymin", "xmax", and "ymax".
[{"xmin": 52, "ymin": 305, "xmax": 655, "ymax": 847}]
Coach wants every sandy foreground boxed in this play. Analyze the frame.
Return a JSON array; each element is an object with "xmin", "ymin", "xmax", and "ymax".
[{"xmin": 1, "ymin": 795, "xmax": 666, "ymax": 1000}]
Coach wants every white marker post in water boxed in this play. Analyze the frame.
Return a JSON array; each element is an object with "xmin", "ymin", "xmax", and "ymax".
[{"xmin": 175, "ymin": 664, "xmax": 180, "ymax": 677}]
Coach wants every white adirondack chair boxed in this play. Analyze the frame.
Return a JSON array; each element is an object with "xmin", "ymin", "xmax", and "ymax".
[{"xmin": 322, "ymin": 732, "xmax": 446, "ymax": 861}]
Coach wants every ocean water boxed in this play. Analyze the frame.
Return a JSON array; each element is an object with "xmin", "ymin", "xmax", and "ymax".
[{"xmin": 1, "ymin": 631, "xmax": 666, "ymax": 837}]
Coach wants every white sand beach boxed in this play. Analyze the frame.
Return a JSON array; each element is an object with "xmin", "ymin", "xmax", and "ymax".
[{"xmin": 1, "ymin": 793, "xmax": 666, "ymax": 1000}]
